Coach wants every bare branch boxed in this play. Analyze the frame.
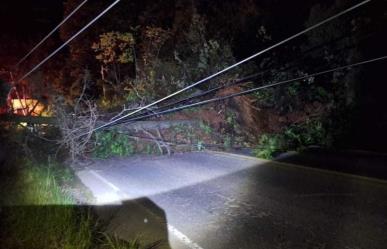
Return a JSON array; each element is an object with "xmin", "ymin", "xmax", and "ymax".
[
  {"xmin": 53, "ymin": 71, "xmax": 98, "ymax": 162},
  {"xmin": 141, "ymin": 128, "xmax": 163, "ymax": 154}
]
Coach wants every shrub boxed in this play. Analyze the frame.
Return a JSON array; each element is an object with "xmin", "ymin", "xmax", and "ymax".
[
  {"xmin": 254, "ymin": 119, "xmax": 328, "ymax": 159},
  {"xmin": 199, "ymin": 121, "xmax": 212, "ymax": 134},
  {"xmin": 223, "ymin": 136, "xmax": 232, "ymax": 150},
  {"xmin": 284, "ymin": 119, "xmax": 327, "ymax": 149},
  {"xmin": 93, "ymin": 130, "xmax": 135, "ymax": 159},
  {"xmin": 253, "ymin": 134, "xmax": 284, "ymax": 159}
]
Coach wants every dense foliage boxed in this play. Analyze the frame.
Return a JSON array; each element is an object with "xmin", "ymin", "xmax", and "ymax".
[{"xmin": 1, "ymin": 0, "xmax": 386, "ymax": 156}]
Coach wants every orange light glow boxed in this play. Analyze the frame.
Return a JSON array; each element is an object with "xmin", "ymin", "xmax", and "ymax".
[{"xmin": 11, "ymin": 99, "xmax": 45, "ymax": 116}]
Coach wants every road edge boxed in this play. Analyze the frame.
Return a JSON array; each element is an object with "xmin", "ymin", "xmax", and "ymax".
[
  {"xmin": 77, "ymin": 169, "xmax": 206, "ymax": 249},
  {"xmin": 207, "ymin": 150, "xmax": 387, "ymax": 186}
]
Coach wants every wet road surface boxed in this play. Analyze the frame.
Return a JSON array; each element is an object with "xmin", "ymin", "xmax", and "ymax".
[{"xmin": 76, "ymin": 151, "xmax": 387, "ymax": 249}]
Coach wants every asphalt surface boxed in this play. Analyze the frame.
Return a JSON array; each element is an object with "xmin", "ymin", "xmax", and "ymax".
[
  {"xmin": 76, "ymin": 151, "xmax": 387, "ymax": 249},
  {"xmin": 275, "ymin": 148, "xmax": 387, "ymax": 180}
]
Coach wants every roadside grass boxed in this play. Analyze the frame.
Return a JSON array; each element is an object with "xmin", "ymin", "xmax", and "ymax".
[
  {"xmin": 102, "ymin": 234, "xmax": 162, "ymax": 249},
  {"xmin": 0, "ymin": 158, "xmax": 157, "ymax": 249},
  {"xmin": 0, "ymin": 160, "xmax": 96, "ymax": 249}
]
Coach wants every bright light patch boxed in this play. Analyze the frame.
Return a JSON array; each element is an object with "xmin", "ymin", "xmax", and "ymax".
[{"xmin": 11, "ymin": 99, "xmax": 45, "ymax": 116}]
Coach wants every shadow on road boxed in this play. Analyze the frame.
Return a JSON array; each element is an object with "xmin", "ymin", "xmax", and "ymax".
[
  {"xmin": 275, "ymin": 147, "xmax": 387, "ymax": 180},
  {"xmin": 0, "ymin": 198, "xmax": 172, "ymax": 249}
]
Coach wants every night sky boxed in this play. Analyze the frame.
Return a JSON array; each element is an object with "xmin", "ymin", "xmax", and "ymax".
[{"xmin": 0, "ymin": 1, "xmax": 63, "ymax": 38}]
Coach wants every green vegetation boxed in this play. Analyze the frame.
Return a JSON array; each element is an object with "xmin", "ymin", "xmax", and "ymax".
[
  {"xmin": 4, "ymin": 0, "xmax": 383, "ymax": 247},
  {"xmin": 102, "ymin": 234, "xmax": 161, "ymax": 249},
  {"xmin": 0, "ymin": 158, "xmax": 159, "ymax": 249},
  {"xmin": 94, "ymin": 130, "xmax": 135, "ymax": 159},
  {"xmin": 92, "ymin": 32, "xmax": 135, "ymax": 65},
  {"xmin": 253, "ymin": 134, "xmax": 283, "ymax": 159},
  {"xmin": 254, "ymin": 119, "xmax": 328, "ymax": 159},
  {"xmin": 225, "ymin": 111, "xmax": 237, "ymax": 129},
  {"xmin": 253, "ymin": 88, "xmax": 276, "ymax": 108},
  {"xmin": 56, "ymin": 2, "xmax": 355, "ymax": 157},
  {"xmin": 3, "ymin": 0, "xmax": 382, "ymax": 161},
  {"xmin": 223, "ymin": 136, "xmax": 232, "ymax": 150},
  {"xmin": 222, "ymin": 110, "xmax": 239, "ymax": 150},
  {"xmin": 145, "ymin": 144, "xmax": 158, "ymax": 155},
  {"xmin": 199, "ymin": 121, "xmax": 213, "ymax": 134},
  {"xmin": 18, "ymin": 161, "xmax": 75, "ymax": 205},
  {"xmin": 0, "ymin": 159, "xmax": 94, "ymax": 249},
  {"xmin": 0, "ymin": 126, "xmax": 159, "ymax": 249}
]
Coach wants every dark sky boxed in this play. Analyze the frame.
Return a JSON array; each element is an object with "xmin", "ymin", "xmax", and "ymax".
[{"xmin": 0, "ymin": 0, "xmax": 63, "ymax": 39}]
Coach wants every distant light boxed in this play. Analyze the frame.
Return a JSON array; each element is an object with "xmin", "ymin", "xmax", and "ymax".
[{"xmin": 11, "ymin": 99, "xmax": 45, "ymax": 116}]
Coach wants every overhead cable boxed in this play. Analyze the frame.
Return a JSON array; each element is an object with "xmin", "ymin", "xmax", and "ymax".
[
  {"xmin": 127, "ymin": 27, "xmax": 379, "ymax": 121},
  {"xmin": 16, "ymin": 0, "xmax": 89, "ymax": 67},
  {"xmin": 113, "ymin": 55, "xmax": 387, "ymax": 125},
  {"xmin": 87, "ymin": 0, "xmax": 371, "ymax": 134},
  {"xmin": 18, "ymin": 0, "xmax": 121, "ymax": 82}
]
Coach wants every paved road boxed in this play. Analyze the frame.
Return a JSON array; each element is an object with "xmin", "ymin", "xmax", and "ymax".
[{"xmin": 76, "ymin": 151, "xmax": 387, "ymax": 249}]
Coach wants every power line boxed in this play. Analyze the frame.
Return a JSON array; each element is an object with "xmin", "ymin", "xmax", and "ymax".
[
  {"xmin": 113, "ymin": 31, "xmax": 356, "ymax": 119},
  {"xmin": 87, "ymin": 0, "xmax": 371, "ymax": 134},
  {"xmin": 127, "ymin": 27, "xmax": 379, "ymax": 121},
  {"xmin": 17, "ymin": 0, "xmax": 121, "ymax": 82},
  {"xmin": 112, "ymin": 56, "xmax": 387, "ymax": 125},
  {"xmin": 15, "ymin": 0, "xmax": 89, "ymax": 67},
  {"xmin": 129, "ymin": 73, "xmax": 261, "ymax": 119}
]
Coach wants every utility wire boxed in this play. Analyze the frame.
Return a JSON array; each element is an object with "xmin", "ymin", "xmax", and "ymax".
[
  {"xmin": 124, "ymin": 25, "xmax": 380, "ymax": 121},
  {"xmin": 87, "ymin": 0, "xmax": 371, "ymax": 134},
  {"xmin": 16, "ymin": 0, "xmax": 89, "ymax": 67},
  {"xmin": 112, "ymin": 56, "xmax": 387, "ymax": 125},
  {"xmin": 18, "ymin": 0, "xmax": 121, "ymax": 82},
  {"xmin": 159, "ymin": 32, "xmax": 355, "ymax": 109},
  {"xmin": 136, "ymin": 73, "xmax": 261, "ymax": 115},
  {"xmin": 124, "ymin": 37, "xmax": 345, "ymax": 120}
]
